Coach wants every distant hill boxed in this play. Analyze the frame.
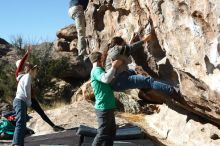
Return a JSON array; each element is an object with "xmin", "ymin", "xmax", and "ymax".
[{"xmin": 0, "ymin": 38, "xmax": 9, "ymax": 46}]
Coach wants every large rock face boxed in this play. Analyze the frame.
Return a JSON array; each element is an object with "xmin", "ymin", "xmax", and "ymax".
[
  {"xmin": 81, "ymin": 0, "xmax": 220, "ymax": 125},
  {"xmin": 62, "ymin": 0, "xmax": 220, "ymax": 145},
  {"xmin": 58, "ymin": 1, "xmax": 220, "ymax": 145}
]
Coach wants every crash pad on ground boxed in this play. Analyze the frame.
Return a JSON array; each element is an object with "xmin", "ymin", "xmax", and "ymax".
[
  {"xmin": 81, "ymin": 139, "xmax": 155, "ymax": 146},
  {"xmin": 77, "ymin": 124, "xmax": 144, "ymax": 140},
  {"xmin": 24, "ymin": 129, "xmax": 80, "ymax": 146}
]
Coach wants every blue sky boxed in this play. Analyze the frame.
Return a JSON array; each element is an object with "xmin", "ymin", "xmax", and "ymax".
[{"xmin": 0, "ymin": 0, "xmax": 73, "ymax": 43}]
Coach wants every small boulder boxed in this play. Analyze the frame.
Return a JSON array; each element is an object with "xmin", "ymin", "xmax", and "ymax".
[
  {"xmin": 56, "ymin": 24, "xmax": 77, "ymax": 42},
  {"xmin": 53, "ymin": 39, "xmax": 70, "ymax": 52}
]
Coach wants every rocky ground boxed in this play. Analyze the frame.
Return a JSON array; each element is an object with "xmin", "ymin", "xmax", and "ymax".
[
  {"xmin": 27, "ymin": 100, "xmax": 128, "ymax": 135},
  {"xmin": 120, "ymin": 104, "xmax": 220, "ymax": 146},
  {"xmin": 0, "ymin": 101, "xmax": 131, "ymax": 146},
  {"xmin": 25, "ymin": 99, "xmax": 220, "ymax": 146},
  {"xmin": 1, "ymin": 99, "xmax": 220, "ymax": 146}
]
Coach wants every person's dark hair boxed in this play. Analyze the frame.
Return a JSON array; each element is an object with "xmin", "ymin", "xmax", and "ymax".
[
  {"xmin": 108, "ymin": 37, "xmax": 126, "ymax": 48},
  {"xmin": 25, "ymin": 64, "xmax": 38, "ymax": 73},
  {"xmin": 89, "ymin": 51, "xmax": 102, "ymax": 63}
]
